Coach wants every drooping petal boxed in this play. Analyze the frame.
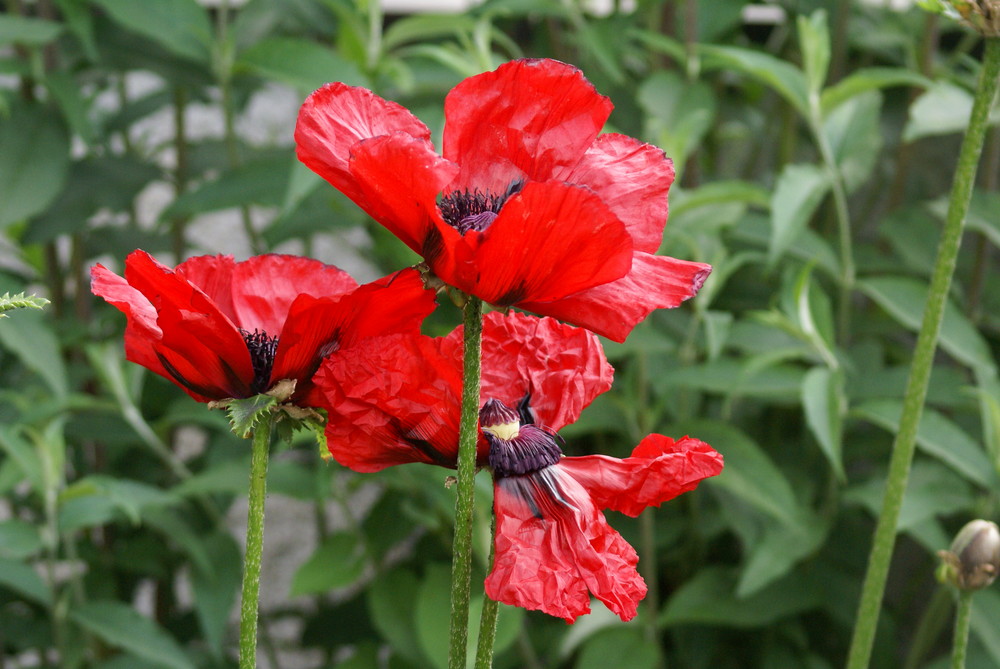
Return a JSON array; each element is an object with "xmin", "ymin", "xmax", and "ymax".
[
  {"xmin": 120, "ymin": 250, "xmax": 254, "ymax": 399},
  {"xmin": 485, "ymin": 467, "xmax": 647, "ymax": 623},
  {"xmin": 450, "ymin": 311, "xmax": 613, "ymax": 431},
  {"xmin": 228, "ymin": 254, "xmax": 359, "ymax": 335},
  {"xmin": 348, "ymin": 133, "xmax": 459, "ymax": 254},
  {"xmin": 558, "ymin": 434, "xmax": 723, "ymax": 517},
  {"xmin": 517, "ymin": 252, "xmax": 712, "ymax": 342},
  {"xmin": 311, "ymin": 333, "xmax": 467, "ymax": 472},
  {"xmin": 443, "ymin": 59, "xmax": 614, "ymax": 193},
  {"xmin": 295, "ymin": 83, "xmax": 433, "ymax": 206},
  {"xmin": 438, "ymin": 182, "xmax": 633, "ymax": 306},
  {"xmin": 91, "ymin": 263, "xmax": 169, "ymax": 381},
  {"xmin": 555, "ymin": 133, "xmax": 675, "ymax": 254},
  {"xmin": 271, "ymin": 268, "xmax": 436, "ymax": 395}
]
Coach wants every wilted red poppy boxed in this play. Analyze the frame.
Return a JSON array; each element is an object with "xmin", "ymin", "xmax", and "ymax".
[
  {"xmin": 311, "ymin": 311, "xmax": 723, "ymax": 622},
  {"xmin": 295, "ymin": 58, "xmax": 711, "ymax": 342},
  {"xmin": 91, "ymin": 250, "xmax": 436, "ymax": 403}
]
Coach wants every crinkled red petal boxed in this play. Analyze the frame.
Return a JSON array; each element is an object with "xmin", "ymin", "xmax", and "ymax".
[
  {"xmin": 517, "ymin": 252, "xmax": 712, "ymax": 342},
  {"xmin": 437, "ymin": 182, "xmax": 633, "ymax": 305},
  {"xmin": 485, "ymin": 468, "xmax": 646, "ymax": 623},
  {"xmin": 554, "ymin": 133, "xmax": 675, "ymax": 254},
  {"xmin": 443, "ymin": 59, "xmax": 613, "ymax": 194},
  {"xmin": 174, "ymin": 254, "xmax": 238, "ymax": 322},
  {"xmin": 444, "ymin": 311, "xmax": 613, "ymax": 431},
  {"xmin": 272, "ymin": 268, "xmax": 435, "ymax": 396},
  {"xmin": 558, "ymin": 434, "xmax": 723, "ymax": 517},
  {"xmin": 348, "ymin": 133, "xmax": 459, "ymax": 254},
  {"xmin": 295, "ymin": 83, "xmax": 432, "ymax": 206},
  {"xmin": 311, "ymin": 333, "xmax": 467, "ymax": 472}
]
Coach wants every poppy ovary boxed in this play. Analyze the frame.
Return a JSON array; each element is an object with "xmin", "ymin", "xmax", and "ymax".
[
  {"xmin": 481, "ymin": 398, "xmax": 562, "ymax": 478},
  {"xmin": 438, "ymin": 180, "xmax": 524, "ymax": 235},
  {"xmin": 241, "ymin": 328, "xmax": 279, "ymax": 395}
]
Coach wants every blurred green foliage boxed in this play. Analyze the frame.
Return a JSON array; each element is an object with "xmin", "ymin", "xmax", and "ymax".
[{"xmin": 0, "ymin": 0, "xmax": 999, "ymax": 667}]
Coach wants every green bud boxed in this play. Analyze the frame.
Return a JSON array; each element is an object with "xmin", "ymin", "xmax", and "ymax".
[{"xmin": 937, "ymin": 520, "xmax": 1000, "ymax": 591}]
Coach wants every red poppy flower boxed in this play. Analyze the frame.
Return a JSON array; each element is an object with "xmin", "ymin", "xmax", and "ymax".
[
  {"xmin": 91, "ymin": 250, "xmax": 436, "ymax": 403},
  {"xmin": 295, "ymin": 58, "xmax": 711, "ymax": 342},
  {"xmin": 311, "ymin": 311, "xmax": 723, "ymax": 621}
]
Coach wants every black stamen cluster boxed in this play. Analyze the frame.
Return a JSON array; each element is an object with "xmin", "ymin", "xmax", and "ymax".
[
  {"xmin": 241, "ymin": 328, "xmax": 279, "ymax": 395},
  {"xmin": 439, "ymin": 180, "xmax": 525, "ymax": 234}
]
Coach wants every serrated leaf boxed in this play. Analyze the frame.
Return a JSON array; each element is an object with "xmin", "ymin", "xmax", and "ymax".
[
  {"xmin": 0, "ymin": 292, "xmax": 48, "ymax": 317},
  {"xmin": 225, "ymin": 394, "xmax": 276, "ymax": 439}
]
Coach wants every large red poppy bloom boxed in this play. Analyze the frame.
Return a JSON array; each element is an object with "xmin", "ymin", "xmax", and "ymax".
[
  {"xmin": 311, "ymin": 311, "xmax": 723, "ymax": 622},
  {"xmin": 295, "ymin": 58, "xmax": 711, "ymax": 342},
  {"xmin": 91, "ymin": 250, "xmax": 436, "ymax": 403}
]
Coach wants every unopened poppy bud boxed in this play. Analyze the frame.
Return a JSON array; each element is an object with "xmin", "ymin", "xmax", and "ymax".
[{"xmin": 937, "ymin": 519, "xmax": 1000, "ymax": 591}]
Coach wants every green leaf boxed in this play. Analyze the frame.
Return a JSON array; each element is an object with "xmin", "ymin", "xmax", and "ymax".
[
  {"xmin": 90, "ymin": 0, "xmax": 212, "ymax": 64},
  {"xmin": 854, "ymin": 400, "xmax": 999, "ymax": 488},
  {"xmin": 162, "ymin": 156, "xmax": 293, "ymax": 220},
  {"xmin": 289, "ymin": 531, "xmax": 366, "ymax": 596},
  {"xmin": 858, "ymin": 276, "xmax": 997, "ymax": 377},
  {"xmin": 699, "ymin": 44, "xmax": 809, "ymax": 117},
  {"xmin": 44, "ymin": 71, "xmax": 95, "ymax": 146},
  {"xmin": 368, "ymin": 568, "xmax": 425, "ymax": 664},
  {"xmin": 902, "ymin": 81, "xmax": 1000, "ymax": 142},
  {"xmin": 190, "ymin": 532, "xmax": 241, "ymax": 658},
  {"xmin": 70, "ymin": 601, "xmax": 195, "ymax": 669},
  {"xmin": 383, "ymin": 13, "xmax": 478, "ymax": 50},
  {"xmin": 0, "ymin": 519, "xmax": 44, "ymax": 559},
  {"xmin": 638, "ymin": 71, "xmax": 717, "ymax": 174},
  {"xmin": 0, "ymin": 425, "xmax": 44, "ymax": 493},
  {"xmin": 797, "ymin": 11, "xmax": 830, "ymax": 96},
  {"xmin": 802, "ymin": 367, "xmax": 845, "ymax": 480},
  {"xmin": 575, "ymin": 627, "xmax": 660, "ymax": 669},
  {"xmin": 0, "ymin": 307, "xmax": 67, "ymax": 398},
  {"xmin": 661, "ymin": 567, "xmax": 825, "ymax": 628},
  {"xmin": 737, "ymin": 511, "xmax": 831, "ymax": 597},
  {"xmin": 225, "ymin": 394, "xmax": 277, "ymax": 439},
  {"xmin": 0, "ymin": 100, "xmax": 70, "ymax": 228},
  {"xmin": 0, "ymin": 15, "xmax": 63, "ymax": 46},
  {"xmin": 820, "ymin": 67, "xmax": 931, "ymax": 115},
  {"xmin": 237, "ymin": 37, "xmax": 366, "ymax": 93},
  {"xmin": 769, "ymin": 164, "xmax": 831, "ymax": 264},
  {"xmin": 823, "ymin": 91, "xmax": 883, "ymax": 193},
  {"xmin": 59, "ymin": 475, "xmax": 178, "ymax": 530},
  {"xmin": 0, "ymin": 556, "xmax": 51, "ymax": 605},
  {"xmin": 931, "ymin": 190, "xmax": 1000, "ymax": 250}
]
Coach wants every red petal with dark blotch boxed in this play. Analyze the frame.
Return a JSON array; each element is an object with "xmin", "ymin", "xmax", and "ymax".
[
  {"xmin": 440, "ymin": 182, "xmax": 633, "ymax": 305},
  {"xmin": 485, "ymin": 467, "xmax": 647, "ymax": 623},
  {"xmin": 348, "ymin": 133, "xmax": 460, "ymax": 254},
  {"xmin": 517, "ymin": 252, "xmax": 712, "ymax": 342},
  {"xmin": 228, "ymin": 254, "xmax": 359, "ymax": 336},
  {"xmin": 295, "ymin": 83, "xmax": 433, "ymax": 206},
  {"xmin": 558, "ymin": 434, "xmax": 723, "ymax": 518},
  {"xmin": 555, "ymin": 133, "xmax": 675, "ymax": 254},
  {"xmin": 122, "ymin": 250, "xmax": 253, "ymax": 399},
  {"xmin": 310, "ymin": 333, "xmax": 467, "ymax": 472},
  {"xmin": 443, "ymin": 59, "xmax": 613, "ymax": 194},
  {"xmin": 272, "ymin": 268, "xmax": 435, "ymax": 395},
  {"xmin": 448, "ymin": 311, "xmax": 613, "ymax": 431},
  {"xmin": 174, "ymin": 255, "xmax": 238, "ymax": 322}
]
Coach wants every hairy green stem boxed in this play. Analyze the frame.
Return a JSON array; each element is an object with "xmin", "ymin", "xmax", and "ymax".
[
  {"xmin": 239, "ymin": 413, "xmax": 273, "ymax": 669},
  {"xmin": 845, "ymin": 37, "xmax": 1000, "ymax": 669},
  {"xmin": 448, "ymin": 296, "xmax": 484, "ymax": 669},
  {"xmin": 474, "ymin": 506, "xmax": 499, "ymax": 669},
  {"xmin": 950, "ymin": 591, "xmax": 974, "ymax": 669}
]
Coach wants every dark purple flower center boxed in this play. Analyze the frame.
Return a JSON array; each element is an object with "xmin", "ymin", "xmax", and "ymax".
[
  {"xmin": 439, "ymin": 180, "xmax": 524, "ymax": 235},
  {"xmin": 481, "ymin": 398, "xmax": 562, "ymax": 478},
  {"xmin": 241, "ymin": 328, "xmax": 279, "ymax": 395}
]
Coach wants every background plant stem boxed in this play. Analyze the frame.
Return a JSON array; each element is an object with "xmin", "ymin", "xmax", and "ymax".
[
  {"xmin": 448, "ymin": 296, "xmax": 484, "ymax": 669},
  {"xmin": 845, "ymin": 36, "xmax": 1000, "ymax": 669},
  {"xmin": 950, "ymin": 591, "xmax": 974, "ymax": 669},
  {"xmin": 239, "ymin": 413, "xmax": 273, "ymax": 669}
]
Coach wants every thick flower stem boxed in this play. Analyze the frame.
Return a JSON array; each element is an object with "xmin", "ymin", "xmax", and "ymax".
[
  {"xmin": 845, "ymin": 37, "xmax": 1000, "ymax": 669},
  {"xmin": 951, "ymin": 591, "xmax": 974, "ymax": 669},
  {"xmin": 239, "ymin": 414, "xmax": 273, "ymax": 669},
  {"xmin": 448, "ymin": 296, "xmax": 484, "ymax": 669},
  {"xmin": 475, "ymin": 509, "xmax": 500, "ymax": 669}
]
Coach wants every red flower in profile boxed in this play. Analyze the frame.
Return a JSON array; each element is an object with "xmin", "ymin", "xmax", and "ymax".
[
  {"xmin": 311, "ymin": 311, "xmax": 723, "ymax": 622},
  {"xmin": 295, "ymin": 58, "xmax": 711, "ymax": 342},
  {"xmin": 91, "ymin": 250, "xmax": 436, "ymax": 403}
]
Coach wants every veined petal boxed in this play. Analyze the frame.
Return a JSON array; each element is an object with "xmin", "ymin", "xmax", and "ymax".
[
  {"xmin": 559, "ymin": 434, "xmax": 723, "ymax": 517},
  {"xmin": 272, "ymin": 268, "xmax": 436, "ymax": 395},
  {"xmin": 517, "ymin": 252, "xmax": 712, "ymax": 342},
  {"xmin": 174, "ymin": 254, "xmax": 237, "ymax": 322},
  {"xmin": 440, "ymin": 181, "xmax": 633, "ymax": 305},
  {"xmin": 311, "ymin": 333, "xmax": 467, "ymax": 472},
  {"xmin": 443, "ymin": 59, "xmax": 613, "ymax": 193},
  {"xmin": 485, "ymin": 467, "xmax": 646, "ymax": 623},
  {"xmin": 464, "ymin": 312, "xmax": 613, "ymax": 431},
  {"xmin": 228, "ymin": 254, "xmax": 358, "ymax": 335},
  {"xmin": 295, "ymin": 83, "xmax": 432, "ymax": 205},
  {"xmin": 349, "ymin": 133, "xmax": 459, "ymax": 254},
  {"xmin": 555, "ymin": 134, "xmax": 675, "ymax": 254}
]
